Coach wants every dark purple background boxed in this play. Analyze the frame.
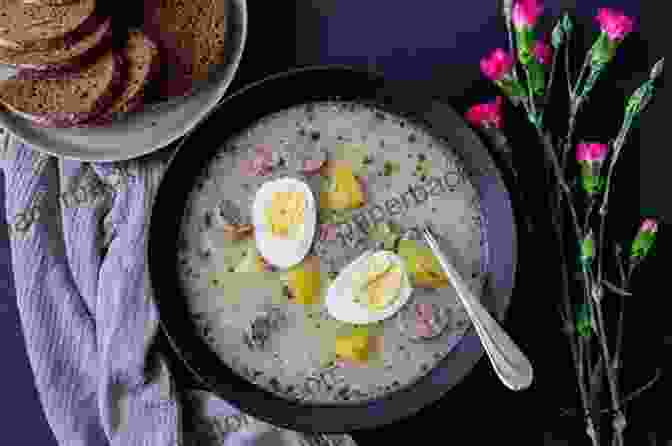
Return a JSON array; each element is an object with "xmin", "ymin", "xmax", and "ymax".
[{"xmin": 2, "ymin": 1, "xmax": 668, "ymax": 444}]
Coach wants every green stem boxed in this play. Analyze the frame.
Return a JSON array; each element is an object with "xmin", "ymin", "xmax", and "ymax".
[
  {"xmin": 577, "ymin": 334, "xmax": 599, "ymax": 446},
  {"xmin": 613, "ymin": 245, "xmax": 634, "ymax": 396},
  {"xmin": 543, "ymin": 44, "xmax": 560, "ymax": 107},
  {"xmin": 561, "ymin": 368, "xmax": 662, "ymax": 419},
  {"xmin": 573, "ymin": 51, "xmax": 592, "ymax": 99},
  {"xmin": 561, "ymin": 100, "xmax": 581, "ymax": 174},
  {"xmin": 525, "ymin": 67, "xmax": 539, "ymax": 125},
  {"xmin": 593, "ymin": 112, "xmax": 636, "ymax": 446},
  {"xmin": 537, "ymin": 130, "xmax": 582, "ymax": 239},
  {"xmin": 584, "ymin": 197, "xmax": 596, "ymax": 234},
  {"xmin": 505, "ymin": 17, "xmax": 521, "ymax": 84},
  {"xmin": 537, "ymin": 127, "xmax": 600, "ymax": 445},
  {"xmin": 564, "ymin": 34, "xmax": 574, "ymax": 99},
  {"xmin": 593, "ymin": 299, "xmax": 625, "ymax": 446},
  {"xmin": 561, "ymin": 51, "xmax": 592, "ymax": 170}
]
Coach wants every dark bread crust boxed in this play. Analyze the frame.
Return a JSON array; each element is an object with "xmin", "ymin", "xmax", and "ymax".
[
  {"xmin": 0, "ymin": 15, "xmax": 110, "ymax": 68},
  {"xmin": 22, "ymin": 0, "xmax": 80, "ymax": 6},
  {"xmin": 0, "ymin": 49, "xmax": 124, "ymax": 127},
  {"xmin": 0, "ymin": 8, "xmax": 100, "ymax": 53},
  {"xmin": 83, "ymin": 30, "xmax": 160, "ymax": 126},
  {"xmin": 0, "ymin": 0, "xmax": 96, "ymax": 45},
  {"xmin": 143, "ymin": 0, "xmax": 229, "ymax": 98}
]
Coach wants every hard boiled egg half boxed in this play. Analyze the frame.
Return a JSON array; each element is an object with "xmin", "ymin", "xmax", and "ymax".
[
  {"xmin": 252, "ymin": 177, "xmax": 316, "ymax": 269},
  {"xmin": 326, "ymin": 251, "xmax": 413, "ymax": 324}
]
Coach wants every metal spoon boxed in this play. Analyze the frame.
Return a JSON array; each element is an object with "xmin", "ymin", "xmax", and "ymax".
[{"xmin": 422, "ymin": 224, "xmax": 533, "ymax": 391}]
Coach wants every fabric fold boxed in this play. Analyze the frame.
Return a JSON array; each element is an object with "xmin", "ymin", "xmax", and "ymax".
[{"xmin": 1, "ymin": 129, "xmax": 358, "ymax": 446}]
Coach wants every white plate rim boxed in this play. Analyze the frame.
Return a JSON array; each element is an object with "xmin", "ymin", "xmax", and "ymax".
[{"xmin": 0, "ymin": 0, "xmax": 248, "ymax": 162}]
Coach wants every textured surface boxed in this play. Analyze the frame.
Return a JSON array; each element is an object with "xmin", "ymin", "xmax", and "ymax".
[
  {"xmin": 143, "ymin": 0, "xmax": 229, "ymax": 98},
  {"xmin": 179, "ymin": 101, "xmax": 483, "ymax": 404},
  {"xmin": 84, "ymin": 30, "xmax": 159, "ymax": 125},
  {"xmin": 0, "ymin": 51, "xmax": 124, "ymax": 127},
  {"xmin": 0, "ymin": 16, "xmax": 110, "ymax": 68},
  {"xmin": 0, "ymin": 50, "xmax": 116, "ymax": 114},
  {"xmin": 0, "ymin": 0, "xmax": 95, "ymax": 44}
]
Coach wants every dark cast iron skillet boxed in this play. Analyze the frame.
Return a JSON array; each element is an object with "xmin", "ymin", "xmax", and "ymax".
[{"xmin": 148, "ymin": 65, "xmax": 517, "ymax": 434}]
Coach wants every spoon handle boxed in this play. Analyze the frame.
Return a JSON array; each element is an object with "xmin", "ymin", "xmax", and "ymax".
[{"xmin": 422, "ymin": 226, "xmax": 534, "ymax": 391}]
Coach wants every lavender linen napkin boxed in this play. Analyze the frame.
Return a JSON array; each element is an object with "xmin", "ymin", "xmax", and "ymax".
[{"xmin": 0, "ymin": 129, "xmax": 356, "ymax": 446}]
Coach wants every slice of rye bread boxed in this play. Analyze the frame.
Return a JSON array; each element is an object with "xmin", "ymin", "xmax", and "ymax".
[
  {"xmin": 143, "ymin": 0, "xmax": 229, "ymax": 98},
  {"xmin": 22, "ymin": 0, "xmax": 79, "ymax": 6},
  {"xmin": 0, "ymin": 8, "xmax": 101, "ymax": 54},
  {"xmin": 83, "ymin": 30, "xmax": 160, "ymax": 126},
  {"xmin": 0, "ymin": 48, "xmax": 124, "ymax": 127},
  {"xmin": 0, "ymin": 15, "xmax": 110, "ymax": 70},
  {"xmin": 0, "ymin": 0, "xmax": 96, "ymax": 46}
]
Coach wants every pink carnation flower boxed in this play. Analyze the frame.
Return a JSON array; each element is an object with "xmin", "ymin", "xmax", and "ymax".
[
  {"xmin": 465, "ymin": 96, "xmax": 504, "ymax": 129},
  {"xmin": 639, "ymin": 218, "xmax": 658, "ymax": 234},
  {"xmin": 596, "ymin": 8, "xmax": 635, "ymax": 41},
  {"xmin": 512, "ymin": 0, "xmax": 544, "ymax": 30},
  {"xmin": 533, "ymin": 41, "xmax": 553, "ymax": 65},
  {"xmin": 480, "ymin": 49, "xmax": 515, "ymax": 82},
  {"xmin": 576, "ymin": 142, "xmax": 609, "ymax": 163}
]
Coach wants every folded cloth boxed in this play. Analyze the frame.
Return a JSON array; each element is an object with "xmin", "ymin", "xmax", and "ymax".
[{"xmin": 0, "ymin": 128, "xmax": 357, "ymax": 446}]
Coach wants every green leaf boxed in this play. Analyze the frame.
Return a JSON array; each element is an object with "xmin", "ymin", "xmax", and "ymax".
[
  {"xmin": 527, "ymin": 111, "xmax": 542, "ymax": 129},
  {"xmin": 581, "ymin": 231, "xmax": 595, "ymax": 264},
  {"xmin": 591, "ymin": 32, "xmax": 616, "ymax": 66},
  {"xmin": 496, "ymin": 78, "xmax": 527, "ymax": 99},
  {"xmin": 626, "ymin": 81, "xmax": 655, "ymax": 117},
  {"xmin": 516, "ymin": 28, "xmax": 536, "ymax": 65},
  {"xmin": 582, "ymin": 175, "xmax": 602, "ymax": 195},
  {"xmin": 552, "ymin": 20, "xmax": 565, "ymax": 49},
  {"xmin": 580, "ymin": 65, "xmax": 605, "ymax": 100},
  {"xmin": 562, "ymin": 13, "xmax": 574, "ymax": 34},
  {"xmin": 576, "ymin": 303, "xmax": 594, "ymax": 338},
  {"xmin": 527, "ymin": 60, "xmax": 546, "ymax": 96},
  {"xmin": 630, "ymin": 231, "xmax": 656, "ymax": 260}
]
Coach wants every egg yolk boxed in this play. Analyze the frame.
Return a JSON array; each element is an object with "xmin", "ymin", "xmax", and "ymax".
[
  {"xmin": 266, "ymin": 191, "xmax": 306, "ymax": 238},
  {"xmin": 356, "ymin": 254, "xmax": 402, "ymax": 310}
]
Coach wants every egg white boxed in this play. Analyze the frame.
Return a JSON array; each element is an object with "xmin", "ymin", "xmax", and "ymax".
[
  {"xmin": 326, "ymin": 251, "xmax": 413, "ymax": 324},
  {"xmin": 252, "ymin": 177, "xmax": 316, "ymax": 269}
]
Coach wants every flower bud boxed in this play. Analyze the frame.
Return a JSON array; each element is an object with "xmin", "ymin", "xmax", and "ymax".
[
  {"xmin": 596, "ymin": 8, "xmax": 635, "ymax": 42},
  {"xmin": 533, "ymin": 41, "xmax": 553, "ymax": 65},
  {"xmin": 512, "ymin": 0, "xmax": 544, "ymax": 31},
  {"xmin": 630, "ymin": 218, "xmax": 658, "ymax": 263},
  {"xmin": 577, "ymin": 143, "xmax": 608, "ymax": 195},
  {"xmin": 465, "ymin": 96, "xmax": 505, "ymax": 129},
  {"xmin": 651, "ymin": 58, "xmax": 664, "ymax": 80},
  {"xmin": 551, "ymin": 20, "xmax": 565, "ymax": 49},
  {"xmin": 481, "ymin": 49, "xmax": 515, "ymax": 82}
]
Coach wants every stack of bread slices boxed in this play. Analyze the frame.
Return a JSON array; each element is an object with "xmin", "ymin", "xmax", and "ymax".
[{"xmin": 0, "ymin": 0, "xmax": 229, "ymax": 128}]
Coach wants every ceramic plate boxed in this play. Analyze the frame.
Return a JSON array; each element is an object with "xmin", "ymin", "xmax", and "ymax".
[{"xmin": 0, "ymin": 0, "xmax": 247, "ymax": 162}]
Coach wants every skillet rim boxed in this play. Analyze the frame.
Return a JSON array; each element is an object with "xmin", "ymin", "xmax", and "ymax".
[{"xmin": 148, "ymin": 64, "xmax": 518, "ymax": 433}]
